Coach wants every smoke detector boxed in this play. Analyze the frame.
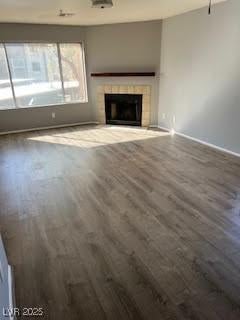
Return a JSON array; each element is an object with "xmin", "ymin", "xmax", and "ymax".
[{"xmin": 92, "ymin": 0, "xmax": 113, "ymax": 9}]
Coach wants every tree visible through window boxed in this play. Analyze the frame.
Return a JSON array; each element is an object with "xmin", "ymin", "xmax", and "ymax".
[
  {"xmin": 0, "ymin": 42, "xmax": 87, "ymax": 110},
  {"xmin": 60, "ymin": 43, "xmax": 87, "ymax": 103}
]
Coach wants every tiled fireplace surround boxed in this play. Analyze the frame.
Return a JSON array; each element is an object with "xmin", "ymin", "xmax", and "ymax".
[{"xmin": 97, "ymin": 85, "xmax": 151, "ymax": 127}]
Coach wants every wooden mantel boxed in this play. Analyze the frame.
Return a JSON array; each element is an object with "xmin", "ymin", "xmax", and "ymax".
[{"xmin": 91, "ymin": 72, "xmax": 155, "ymax": 77}]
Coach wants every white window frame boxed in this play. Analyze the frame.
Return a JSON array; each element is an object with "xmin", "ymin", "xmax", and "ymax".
[{"xmin": 1, "ymin": 42, "xmax": 88, "ymax": 110}]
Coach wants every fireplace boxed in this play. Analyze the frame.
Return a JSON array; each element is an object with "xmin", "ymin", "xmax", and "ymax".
[
  {"xmin": 97, "ymin": 85, "xmax": 151, "ymax": 127},
  {"xmin": 105, "ymin": 94, "xmax": 142, "ymax": 126}
]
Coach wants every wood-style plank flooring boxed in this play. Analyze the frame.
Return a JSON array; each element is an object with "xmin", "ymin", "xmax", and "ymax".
[{"xmin": 1, "ymin": 125, "xmax": 240, "ymax": 320}]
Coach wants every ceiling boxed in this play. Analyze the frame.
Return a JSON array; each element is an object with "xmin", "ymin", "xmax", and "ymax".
[{"xmin": 0, "ymin": 0, "xmax": 227, "ymax": 26}]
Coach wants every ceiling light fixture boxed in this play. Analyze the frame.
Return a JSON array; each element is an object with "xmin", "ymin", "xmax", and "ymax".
[
  {"xmin": 208, "ymin": 0, "xmax": 212, "ymax": 15},
  {"xmin": 92, "ymin": 0, "xmax": 113, "ymax": 9},
  {"xmin": 58, "ymin": 9, "xmax": 75, "ymax": 17}
]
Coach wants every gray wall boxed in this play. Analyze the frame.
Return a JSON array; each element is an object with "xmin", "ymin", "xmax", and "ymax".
[
  {"xmin": 158, "ymin": 0, "xmax": 240, "ymax": 154},
  {"xmin": 0, "ymin": 20, "xmax": 162, "ymax": 132},
  {"xmin": 0, "ymin": 23, "xmax": 94, "ymax": 133},
  {"xmin": 86, "ymin": 20, "xmax": 162, "ymax": 125}
]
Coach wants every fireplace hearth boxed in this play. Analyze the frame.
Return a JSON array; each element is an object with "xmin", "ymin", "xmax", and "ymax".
[{"xmin": 105, "ymin": 94, "xmax": 142, "ymax": 126}]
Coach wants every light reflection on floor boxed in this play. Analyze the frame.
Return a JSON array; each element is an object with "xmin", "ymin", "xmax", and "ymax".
[{"xmin": 27, "ymin": 125, "xmax": 170, "ymax": 149}]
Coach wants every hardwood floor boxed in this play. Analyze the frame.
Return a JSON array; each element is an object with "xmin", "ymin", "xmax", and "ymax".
[{"xmin": 1, "ymin": 125, "xmax": 240, "ymax": 320}]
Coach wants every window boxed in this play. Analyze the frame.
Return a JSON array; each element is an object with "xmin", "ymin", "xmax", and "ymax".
[
  {"xmin": 0, "ymin": 42, "xmax": 87, "ymax": 110},
  {"xmin": 0, "ymin": 44, "xmax": 15, "ymax": 110},
  {"xmin": 59, "ymin": 43, "xmax": 87, "ymax": 103}
]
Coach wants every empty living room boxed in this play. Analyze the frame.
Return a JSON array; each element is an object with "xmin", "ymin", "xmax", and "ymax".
[{"xmin": 1, "ymin": 0, "xmax": 240, "ymax": 319}]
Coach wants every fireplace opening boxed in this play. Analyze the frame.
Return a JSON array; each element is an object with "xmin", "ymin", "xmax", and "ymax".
[{"xmin": 105, "ymin": 94, "xmax": 142, "ymax": 126}]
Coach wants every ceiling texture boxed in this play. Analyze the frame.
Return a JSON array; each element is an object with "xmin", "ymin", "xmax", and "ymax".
[{"xmin": 0, "ymin": 0, "xmax": 227, "ymax": 26}]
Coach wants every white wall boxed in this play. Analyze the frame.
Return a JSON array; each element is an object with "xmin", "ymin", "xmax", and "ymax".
[
  {"xmin": 86, "ymin": 20, "xmax": 162, "ymax": 125},
  {"xmin": 158, "ymin": 0, "xmax": 240, "ymax": 154},
  {"xmin": 0, "ymin": 235, "xmax": 10, "ymax": 319}
]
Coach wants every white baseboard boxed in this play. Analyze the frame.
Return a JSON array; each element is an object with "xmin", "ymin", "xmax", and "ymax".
[
  {"xmin": 155, "ymin": 125, "xmax": 240, "ymax": 158},
  {"xmin": 148, "ymin": 125, "xmax": 159, "ymax": 128},
  {"xmin": 155, "ymin": 125, "xmax": 171, "ymax": 132},
  {"xmin": 176, "ymin": 131, "xmax": 240, "ymax": 158},
  {"xmin": 0, "ymin": 121, "xmax": 99, "ymax": 136},
  {"xmin": 149, "ymin": 125, "xmax": 172, "ymax": 132}
]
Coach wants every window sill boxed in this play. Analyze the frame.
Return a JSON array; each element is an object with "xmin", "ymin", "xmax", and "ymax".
[{"xmin": 0, "ymin": 100, "xmax": 88, "ymax": 112}]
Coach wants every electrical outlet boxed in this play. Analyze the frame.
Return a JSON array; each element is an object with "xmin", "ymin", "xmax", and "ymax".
[
  {"xmin": 52, "ymin": 112, "xmax": 56, "ymax": 119},
  {"xmin": 173, "ymin": 115, "xmax": 176, "ymax": 124},
  {"xmin": 162, "ymin": 113, "xmax": 166, "ymax": 120}
]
